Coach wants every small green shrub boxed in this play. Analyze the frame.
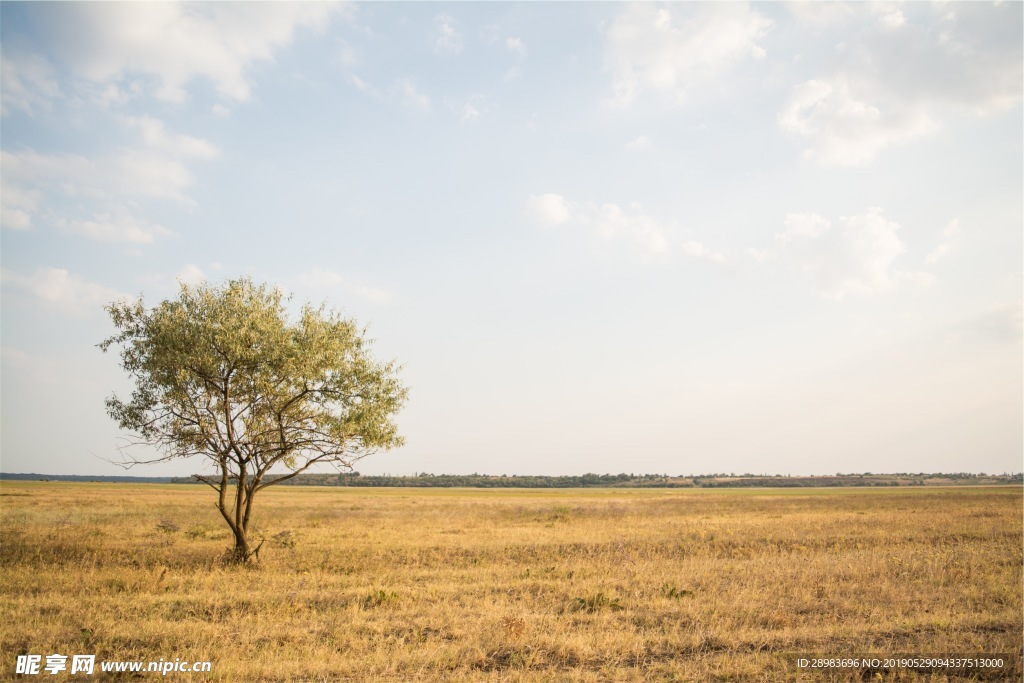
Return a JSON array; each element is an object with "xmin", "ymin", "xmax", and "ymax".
[
  {"xmin": 362, "ymin": 590, "xmax": 399, "ymax": 608},
  {"xmin": 661, "ymin": 583, "xmax": 694, "ymax": 599},
  {"xmin": 570, "ymin": 592, "xmax": 622, "ymax": 613}
]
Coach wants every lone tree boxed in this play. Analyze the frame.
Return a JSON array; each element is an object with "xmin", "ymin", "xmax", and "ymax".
[{"xmin": 100, "ymin": 277, "xmax": 407, "ymax": 562}]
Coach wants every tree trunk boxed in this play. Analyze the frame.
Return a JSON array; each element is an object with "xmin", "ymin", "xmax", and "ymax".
[
  {"xmin": 226, "ymin": 493, "xmax": 263, "ymax": 564},
  {"xmin": 216, "ymin": 474, "xmax": 259, "ymax": 564},
  {"xmin": 231, "ymin": 527, "xmax": 251, "ymax": 563}
]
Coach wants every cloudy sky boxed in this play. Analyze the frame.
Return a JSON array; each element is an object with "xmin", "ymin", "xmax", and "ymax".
[{"xmin": 1, "ymin": 2, "xmax": 1021, "ymax": 478}]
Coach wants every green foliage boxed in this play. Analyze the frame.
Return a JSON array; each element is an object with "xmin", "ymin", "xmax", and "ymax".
[
  {"xmin": 100, "ymin": 277, "xmax": 407, "ymax": 560},
  {"xmin": 101, "ymin": 277, "xmax": 406, "ymax": 467},
  {"xmin": 570, "ymin": 592, "xmax": 622, "ymax": 613},
  {"xmin": 661, "ymin": 583, "xmax": 694, "ymax": 599},
  {"xmin": 362, "ymin": 589, "xmax": 399, "ymax": 608}
]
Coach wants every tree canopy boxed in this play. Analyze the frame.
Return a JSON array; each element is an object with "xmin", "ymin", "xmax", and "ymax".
[{"xmin": 100, "ymin": 277, "xmax": 407, "ymax": 561}]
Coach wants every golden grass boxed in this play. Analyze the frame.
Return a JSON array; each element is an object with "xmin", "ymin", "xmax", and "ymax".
[{"xmin": 1, "ymin": 482, "xmax": 1020, "ymax": 681}]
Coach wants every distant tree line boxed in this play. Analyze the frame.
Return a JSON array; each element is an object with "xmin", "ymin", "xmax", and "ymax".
[
  {"xmin": 334, "ymin": 472, "xmax": 690, "ymax": 488},
  {"xmin": 0, "ymin": 473, "xmax": 174, "ymax": 483},
  {"xmin": 5, "ymin": 471, "xmax": 1020, "ymax": 488},
  {"xmin": 155, "ymin": 471, "xmax": 1023, "ymax": 488}
]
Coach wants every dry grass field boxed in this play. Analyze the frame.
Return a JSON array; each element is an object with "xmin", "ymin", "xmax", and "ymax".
[{"xmin": 1, "ymin": 482, "xmax": 1020, "ymax": 681}]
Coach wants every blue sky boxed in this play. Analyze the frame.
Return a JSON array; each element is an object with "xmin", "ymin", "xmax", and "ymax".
[{"xmin": 1, "ymin": 2, "xmax": 1021, "ymax": 477}]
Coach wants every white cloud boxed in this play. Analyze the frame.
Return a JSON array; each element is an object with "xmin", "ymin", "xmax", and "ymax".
[
  {"xmin": 1, "ymin": 267, "xmax": 124, "ymax": 313},
  {"xmin": 825, "ymin": 209, "xmax": 933, "ymax": 297},
  {"xmin": 0, "ymin": 50, "xmax": 61, "ymax": 116},
  {"xmin": 527, "ymin": 194, "xmax": 722, "ymax": 261},
  {"xmin": 860, "ymin": 5, "xmax": 1021, "ymax": 115},
  {"xmin": 603, "ymin": 3, "xmax": 772, "ymax": 107},
  {"xmin": 3, "ymin": 143, "xmax": 202, "ymax": 209},
  {"xmin": 746, "ymin": 247, "xmax": 772, "ymax": 263},
  {"xmin": 396, "ymin": 79, "xmax": 430, "ymax": 112},
  {"xmin": 876, "ymin": 9, "xmax": 907, "ymax": 30},
  {"xmin": 777, "ymin": 212, "xmax": 831, "ymax": 241},
  {"xmin": 59, "ymin": 210, "xmax": 173, "ymax": 245},
  {"xmin": 778, "ymin": 77, "xmax": 938, "ymax": 166},
  {"xmin": 624, "ymin": 135, "xmax": 653, "ymax": 151},
  {"xmin": 925, "ymin": 244, "xmax": 952, "ymax": 265},
  {"xmin": 446, "ymin": 94, "xmax": 488, "ymax": 122},
  {"xmin": 0, "ymin": 206, "xmax": 33, "ymax": 231},
  {"xmin": 0, "ymin": 185, "xmax": 41, "ymax": 231},
  {"xmin": 1, "ymin": 116, "xmax": 217, "ymax": 242},
  {"xmin": 352, "ymin": 284, "xmax": 392, "ymax": 303},
  {"xmin": 297, "ymin": 269, "xmax": 392, "ymax": 303},
  {"xmin": 779, "ymin": 4, "xmax": 1022, "ymax": 165},
  {"xmin": 770, "ymin": 207, "xmax": 935, "ymax": 299},
  {"xmin": 347, "ymin": 75, "xmax": 432, "ymax": 113},
  {"xmin": 505, "ymin": 37, "xmax": 526, "ymax": 56},
  {"xmin": 347, "ymin": 74, "xmax": 377, "ymax": 96},
  {"xmin": 681, "ymin": 240, "xmax": 725, "ymax": 263},
  {"xmin": 433, "ymin": 14, "xmax": 464, "ymax": 55},
  {"xmin": 175, "ymin": 264, "xmax": 206, "ymax": 286},
  {"xmin": 527, "ymin": 194, "xmax": 571, "ymax": 226},
  {"xmin": 923, "ymin": 218, "xmax": 962, "ymax": 265},
  {"xmin": 22, "ymin": 2, "xmax": 339, "ymax": 105},
  {"xmin": 125, "ymin": 115, "xmax": 220, "ymax": 158},
  {"xmin": 1, "ymin": 147, "xmax": 191, "ymax": 243},
  {"xmin": 211, "ymin": 103, "xmax": 231, "ymax": 118},
  {"xmin": 592, "ymin": 203, "xmax": 672, "ymax": 256}
]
